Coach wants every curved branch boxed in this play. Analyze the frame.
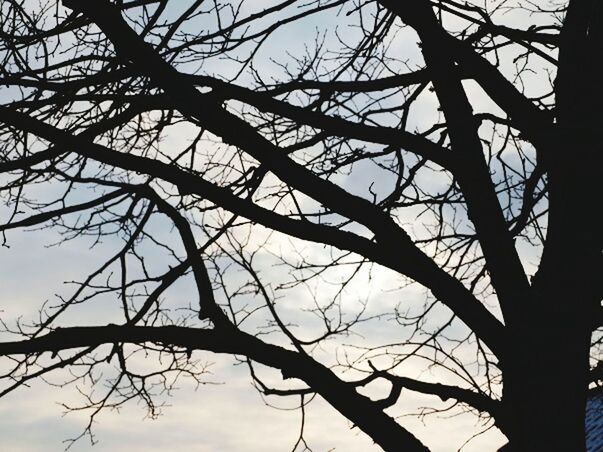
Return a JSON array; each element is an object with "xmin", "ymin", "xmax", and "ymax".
[{"xmin": 0, "ymin": 324, "xmax": 430, "ymax": 452}]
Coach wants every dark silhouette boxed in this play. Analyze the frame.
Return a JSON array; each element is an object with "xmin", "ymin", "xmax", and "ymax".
[{"xmin": 0, "ymin": 0, "xmax": 600, "ymax": 450}]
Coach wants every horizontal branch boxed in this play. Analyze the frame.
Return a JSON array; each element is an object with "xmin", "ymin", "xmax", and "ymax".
[
  {"xmin": 379, "ymin": 374, "xmax": 505, "ymax": 426},
  {"xmin": 262, "ymin": 69, "xmax": 429, "ymax": 94},
  {"xmin": 0, "ymin": 148, "xmax": 64, "ymax": 174},
  {"xmin": 0, "ymin": 324, "xmax": 429, "ymax": 451},
  {"xmin": 0, "ymin": 189, "xmax": 127, "ymax": 232}
]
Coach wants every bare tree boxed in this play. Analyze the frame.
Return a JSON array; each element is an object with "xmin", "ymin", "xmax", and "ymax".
[{"xmin": 0, "ymin": 0, "xmax": 600, "ymax": 450}]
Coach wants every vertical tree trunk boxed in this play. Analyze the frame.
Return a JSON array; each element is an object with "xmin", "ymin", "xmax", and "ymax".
[
  {"xmin": 503, "ymin": 312, "xmax": 591, "ymax": 451},
  {"xmin": 500, "ymin": 151, "xmax": 598, "ymax": 452},
  {"xmin": 507, "ymin": 1, "xmax": 603, "ymax": 442}
]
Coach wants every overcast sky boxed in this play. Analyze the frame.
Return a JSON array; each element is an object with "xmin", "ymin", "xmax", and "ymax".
[{"xmin": 0, "ymin": 211, "xmax": 509, "ymax": 451}]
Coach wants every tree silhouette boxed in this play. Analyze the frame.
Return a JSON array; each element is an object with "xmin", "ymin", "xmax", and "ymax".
[{"xmin": 0, "ymin": 0, "xmax": 600, "ymax": 450}]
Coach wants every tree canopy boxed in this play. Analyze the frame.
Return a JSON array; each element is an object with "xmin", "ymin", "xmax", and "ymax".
[{"xmin": 0, "ymin": 0, "xmax": 601, "ymax": 450}]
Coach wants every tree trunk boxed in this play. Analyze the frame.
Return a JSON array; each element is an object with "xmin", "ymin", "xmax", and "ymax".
[{"xmin": 502, "ymin": 293, "xmax": 592, "ymax": 451}]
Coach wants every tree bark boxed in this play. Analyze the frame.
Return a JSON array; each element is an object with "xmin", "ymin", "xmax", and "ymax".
[
  {"xmin": 503, "ymin": 307, "xmax": 591, "ymax": 451},
  {"xmin": 500, "ymin": 3, "xmax": 603, "ymax": 449}
]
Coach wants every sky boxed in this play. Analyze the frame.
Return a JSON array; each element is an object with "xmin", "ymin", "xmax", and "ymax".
[
  {"xmin": 0, "ymin": 0, "xmax": 560, "ymax": 450},
  {"xmin": 0, "ymin": 214, "xmax": 507, "ymax": 451}
]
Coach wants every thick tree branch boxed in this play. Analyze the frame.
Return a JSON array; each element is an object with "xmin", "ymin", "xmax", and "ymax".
[
  {"xmin": 0, "ymin": 188, "xmax": 127, "ymax": 232},
  {"xmin": 379, "ymin": 0, "xmax": 531, "ymax": 325},
  {"xmin": 0, "ymin": 324, "xmax": 429, "ymax": 451},
  {"xmin": 0, "ymin": 105, "xmax": 506, "ymax": 359},
  {"xmin": 355, "ymin": 368, "xmax": 505, "ymax": 427},
  {"xmin": 173, "ymin": 82, "xmax": 453, "ymax": 169},
  {"xmin": 12, "ymin": 89, "xmax": 451, "ymax": 169}
]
